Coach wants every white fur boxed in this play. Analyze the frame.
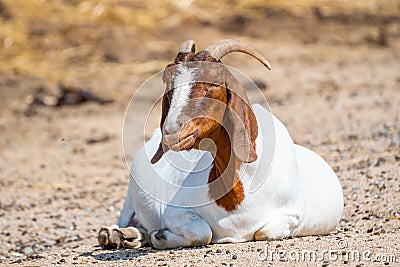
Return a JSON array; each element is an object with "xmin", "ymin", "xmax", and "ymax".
[
  {"xmin": 164, "ymin": 64, "xmax": 196, "ymax": 134},
  {"xmin": 118, "ymin": 104, "xmax": 344, "ymax": 248}
]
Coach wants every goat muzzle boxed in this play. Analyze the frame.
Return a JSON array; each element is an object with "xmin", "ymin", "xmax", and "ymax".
[{"xmin": 163, "ymin": 128, "xmax": 199, "ymax": 151}]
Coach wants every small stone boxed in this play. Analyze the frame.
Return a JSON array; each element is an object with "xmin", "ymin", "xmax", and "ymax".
[
  {"xmin": 63, "ymin": 250, "xmax": 74, "ymax": 257},
  {"xmin": 10, "ymin": 252, "xmax": 23, "ymax": 258},
  {"xmin": 22, "ymin": 247, "xmax": 34, "ymax": 255},
  {"xmin": 232, "ymin": 254, "xmax": 237, "ymax": 260}
]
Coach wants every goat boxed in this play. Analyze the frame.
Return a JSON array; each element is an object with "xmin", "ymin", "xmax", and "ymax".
[{"xmin": 98, "ymin": 39, "xmax": 344, "ymax": 249}]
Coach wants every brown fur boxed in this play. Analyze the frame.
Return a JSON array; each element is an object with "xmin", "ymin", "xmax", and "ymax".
[{"xmin": 207, "ymin": 125, "xmax": 245, "ymax": 211}]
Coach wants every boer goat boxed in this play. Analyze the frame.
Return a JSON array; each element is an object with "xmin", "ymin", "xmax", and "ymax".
[{"xmin": 98, "ymin": 39, "xmax": 343, "ymax": 249}]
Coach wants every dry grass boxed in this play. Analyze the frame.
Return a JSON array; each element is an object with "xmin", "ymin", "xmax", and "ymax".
[{"xmin": 0, "ymin": 0, "xmax": 398, "ymax": 82}]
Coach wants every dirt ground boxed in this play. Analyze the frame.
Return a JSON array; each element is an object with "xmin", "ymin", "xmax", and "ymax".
[{"xmin": 0, "ymin": 1, "xmax": 399, "ymax": 266}]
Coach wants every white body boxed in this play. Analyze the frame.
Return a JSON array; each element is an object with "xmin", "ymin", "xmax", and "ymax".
[{"xmin": 118, "ymin": 104, "xmax": 343, "ymax": 246}]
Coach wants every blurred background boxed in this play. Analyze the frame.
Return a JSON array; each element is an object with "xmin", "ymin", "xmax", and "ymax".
[{"xmin": 0, "ymin": 0, "xmax": 399, "ymax": 265}]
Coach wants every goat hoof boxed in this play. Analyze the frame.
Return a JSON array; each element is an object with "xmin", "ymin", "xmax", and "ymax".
[
  {"xmin": 98, "ymin": 226, "xmax": 147, "ymax": 249},
  {"xmin": 119, "ymin": 227, "xmax": 147, "ymax": 249},
  {"xmin": 149, "ymin": 228, "xmax": 172, "ymax": 249},
  {"xmin": 98, "ymin": 227, "xmax": 118, "ymax": 249}
]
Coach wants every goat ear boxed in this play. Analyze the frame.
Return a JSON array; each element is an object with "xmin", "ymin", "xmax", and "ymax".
[
  {"xmin": 151, "ymin": 142, "xmax": 168, "ymax": 164},
  {"xmin": 225, "ymin": 76, "xmax": 258, "ymax": 163},
  {"xmin": 151, "ymin": 92, "xmax": 170, "ymax": 164}
]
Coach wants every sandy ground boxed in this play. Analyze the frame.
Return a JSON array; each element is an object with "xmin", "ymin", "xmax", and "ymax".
[{"xmin": 0, "ymin": 1, "xmax": 399, "ymax": 266}]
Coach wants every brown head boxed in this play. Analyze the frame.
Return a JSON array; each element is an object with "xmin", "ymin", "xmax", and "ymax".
[{"xmin": 150, "ymin": 39, "xmax": 271, "ymax": 166}]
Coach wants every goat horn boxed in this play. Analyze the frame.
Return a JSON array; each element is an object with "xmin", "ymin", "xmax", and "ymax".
[
  {"xmin": 179, "ymin": 40, "xmax": 196, "ymax": 53},
  {"xmin": 204, "ymin": 39, "xmax": 271, "ymax": 70}
]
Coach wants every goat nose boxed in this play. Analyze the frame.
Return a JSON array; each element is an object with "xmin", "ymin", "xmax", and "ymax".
[{"xmin": 164, "ymin": 120, "xmax": 182, "ymax": 135}]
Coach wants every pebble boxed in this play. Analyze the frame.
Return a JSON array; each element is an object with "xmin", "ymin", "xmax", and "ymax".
[
  {"xmin": 22, "ymin": 247, "xmax": 34, "ymax": 255},
  {"xmin": 10, "ymin": 252, "xmax": 23, "ymax": 258}
]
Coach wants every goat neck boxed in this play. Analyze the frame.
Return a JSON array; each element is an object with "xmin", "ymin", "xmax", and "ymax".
[{"xmin": 206, "ymin": 122, "xmax": 245, "ymax": 212}]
